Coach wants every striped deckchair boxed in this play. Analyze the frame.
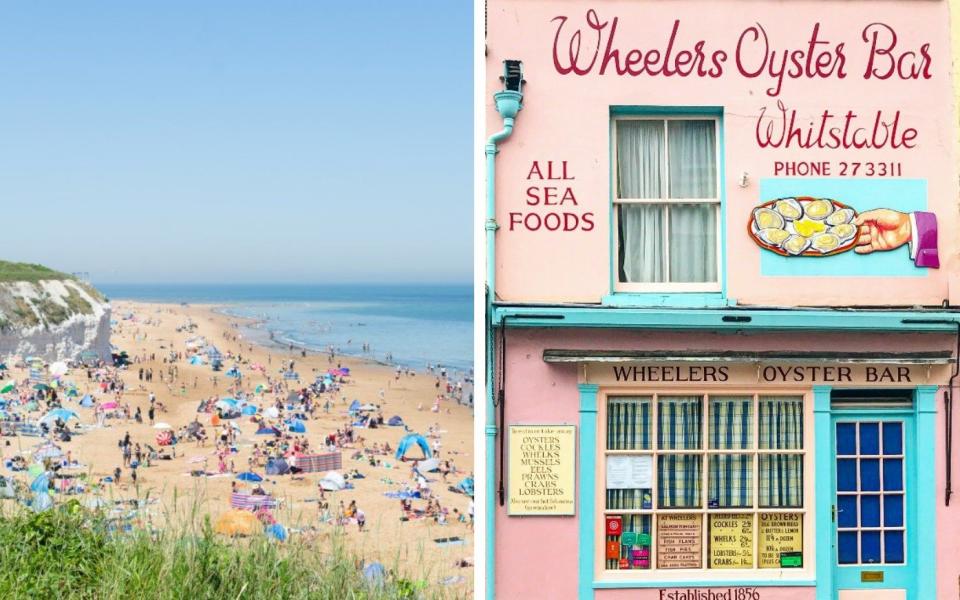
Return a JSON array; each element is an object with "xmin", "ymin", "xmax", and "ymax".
[
  {"xmin": 230, "ymin": 492, "xmax": 277, "ymax": 510},
  {"xmin": 292, "ymin": 452, "xmax": 342, "ymax": 473}
]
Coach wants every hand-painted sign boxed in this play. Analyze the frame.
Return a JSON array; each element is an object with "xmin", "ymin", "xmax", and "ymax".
[
  {"xmin": 657, "ymin": 514, "xmax": 702, "ymax": 569},
  {"xmin": 658, "ymin": 588, "xmax": 761, "ymax": 600},
  {"xmin": 709, "ymin": 514, "xmax": 754, "ymax": 569},
  {"xmin": 758, "ymin": 513, "xmax": 803, "ymax": 569},
  {"xmin": 507, "ymin": 425, "xmax": 576, "ymax": 515}
]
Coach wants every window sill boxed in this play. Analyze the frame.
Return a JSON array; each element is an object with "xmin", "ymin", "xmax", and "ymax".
[
  {"xmin": 602, "ymin": 292, "xmax": 734, "ymax": 309},
  {"xmin": 594, "ymin": 575, "xmax": 816, "ymax": 589}
]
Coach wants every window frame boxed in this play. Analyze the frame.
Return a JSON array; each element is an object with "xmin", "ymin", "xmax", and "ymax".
[
  {"xmin": 611, "ymin": 114, "xmax": 723, "ymax": 293},
  {"xmin": 596, "ymin": 387, "xmax": 815, "ymax": 584}
]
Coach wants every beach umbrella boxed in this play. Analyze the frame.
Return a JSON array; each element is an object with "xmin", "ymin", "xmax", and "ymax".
[
  {"xmin": 236, "ymin": 472, "xmax": 263, "ymax": 482},
  {"xmin": 214, "ymin": 510, "xmax": 260, "ymax": 536},
  {"xmin": 0, "ymin": 363, "xmax": 7, "ymax": 370},
  {"xmin": 49, "ymin": 362, "xmax": 68, "ymax": 377},
  {"xmin": 0, "ymin": 383, "xmax": 14, "ymax": 394},
  {"xmin": 41, "ymin": 408, "xmax": 78, "ymax": 423},
  {"xmin": 33, "ymin": 383, "xmax": 50, "ymax": 391},
  {"xmin": 153, "ymin": 422, "xmax": 173, "ymax": 430},
  {"xmin": 34, "ymin": 444, "xmax": 63, "ymax": 460},
  {"xmin": 66, "ymin": 388, "xmax": 79, "ymax": 397}
]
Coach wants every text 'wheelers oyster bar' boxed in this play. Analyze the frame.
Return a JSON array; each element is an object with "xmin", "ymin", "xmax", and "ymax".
[{"xmin": 482, "ymin": 1, "xmax": 960, "ymax": 599}]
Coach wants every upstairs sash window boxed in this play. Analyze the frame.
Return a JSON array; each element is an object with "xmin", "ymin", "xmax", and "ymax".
[{"xmin": 614, "ymin": 117, "xmax": 721, "ymax": 292}]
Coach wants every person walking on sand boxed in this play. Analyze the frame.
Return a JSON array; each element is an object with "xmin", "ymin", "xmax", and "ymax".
[{"xmin": 356, "ymin": 508, "xmax": 366, "ymax": 532}]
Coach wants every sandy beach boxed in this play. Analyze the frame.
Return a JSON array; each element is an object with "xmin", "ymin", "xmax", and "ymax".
[{"xmin": 2, "ymin": 300, "xmax": 474, "ymax": 593}]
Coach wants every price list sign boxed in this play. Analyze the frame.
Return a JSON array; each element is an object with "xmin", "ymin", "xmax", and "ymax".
[
  {"xmin": 758, "ymin": 513, "xmax": 803, "ymax": 568},
  {"xmin": 657, "ymin": 514, "xmax": 702, "ymax": 569},
  {"xmin": 709, "ymin": 514, "xmax": 754, "ymax": 569}
]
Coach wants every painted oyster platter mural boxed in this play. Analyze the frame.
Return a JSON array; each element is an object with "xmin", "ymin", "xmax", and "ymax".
[{"xmin": 749, "ymin": 197, "xmax": 859, "ymax": 257}]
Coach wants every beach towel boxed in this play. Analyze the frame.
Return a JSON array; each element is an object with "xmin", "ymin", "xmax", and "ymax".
[
  {"xmin": 292, "ymin": 452, "xmax": 342, "ymax": 473},
  {"xmin": 230, "ymin": 492, "xmax": 278, "ymax": 510}
]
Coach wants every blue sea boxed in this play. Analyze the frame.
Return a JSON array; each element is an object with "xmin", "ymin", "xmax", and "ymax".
[{"xmin": 96, "ymin": 284, "xmax": 473, "ymax": 373}]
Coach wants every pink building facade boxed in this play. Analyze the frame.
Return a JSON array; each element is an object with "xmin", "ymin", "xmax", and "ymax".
[{"xmin": 484, "ymin": 2, "xmax": 960, "ymax": 599}]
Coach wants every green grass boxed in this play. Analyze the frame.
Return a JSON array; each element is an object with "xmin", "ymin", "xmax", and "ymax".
[
  {"xmin": 0, "ymin": 500, "xmax": 457, "ymax": 599},
  {"xmin": 0, "ymin": 261, "xmax": 72, "ymax": 283}
]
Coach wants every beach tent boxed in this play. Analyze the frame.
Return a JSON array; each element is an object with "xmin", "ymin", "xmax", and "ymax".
[
  {"xmin": 286, "ymin": 419, "xmax": 306, "ymax": 434},
  {"xmin": 264, "ymin": 406, "xmax": 280, "ymax": 419},
  {"xmin": 188, "ymin": 355, "xmax": 205, "ymax": 366},
  {"xmin": 236, "ymin": 472, "xmax": 263, "ymax": 482},
  {"xmin": 101, "ymin": 401, "xmax": 119, "ymax": 410},
  {"xmin": 387, "ymin": 415, "xmax": 404, "ymax": 426},
  {"xmin": 286, "ymin": 391, "xmax": 300, "ymax": 403},
  {"xmin": 318, "ymin": 471, "xmax": 346, "ymax": 491},
  {"xmin": 396, "ymin": 433, "xmax": 432, "ymax": 460},
  {"xmin": 0, "ymin": 477, "xmax": 16, "ymax": 499},
  {"xmin": 265, "ymin": 458, "xmax": 290, "ymax": 475},
  {"xmin": 225, "ymin": 367, "xmax": 242, "ymax": 378},
  {"xmin": 79, "ymin": 395, "xmax": 95, "ymax": 407},
  {"xmin": 359, "ymin": 403, "xmax": 377, "ymax": 412},
  {"xmin": 256, "ymin": 426, "xmax": 281, "ymax": 436},
  {"xmin": 242, "ymin": 405, "xmax": 257, "ymax": 416},
  {"xmin": 348, "ymin": 400, "xmax": 361, "ymax": 412},
  {"xmin": 418, "ymin": 458, "xmax": 440, "ymax": 473},
  {"xmin": 455, "ymin": 476, "xmax": 474, "ymax": 496},
  {"xmin": 255, "ymin": 384, "xmax": 266, "ymax": 394},
  {"xmin": 214, "ymin": 510, "xmax": 260, "ymax": 537},
  {"xmin": 215, "ymin": 399, "xmax": 238, "ymax": 411},
  {"xmin": 32, "ymin": 492, "xmax": 53, "ymax": 513}
]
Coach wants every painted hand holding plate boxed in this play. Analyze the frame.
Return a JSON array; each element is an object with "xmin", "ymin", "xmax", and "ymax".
[{"xmin": 749, "ymin": 196, "xmax": 860, "ymax": 257}]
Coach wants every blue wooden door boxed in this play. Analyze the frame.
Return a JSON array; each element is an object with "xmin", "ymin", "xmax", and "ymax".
[{"xmin": 832, "ymin": 415, "xmax": 916, "ymax": 598}]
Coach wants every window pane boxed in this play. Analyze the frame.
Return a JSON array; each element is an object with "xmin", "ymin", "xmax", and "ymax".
[
  {"xmin": 759, "ymin": 396, "xmax": 803, "ymax": 450},
  {"xmin": 607, "ymin": 397, "xmax": 652, "ymax": 450},
  {"xmin": 709, "ymin": 396, "xmax": 752, "ymax": 450},
  {"xmin": 836, "ymin": 422, "xmax": 856, "ymax": 455},
  {"xmin": 606, "ymin": 514, "xmax": 652, "ymax": 570},
  {"xmin": 708, "ymin": 454, "xmax": 753, "ymax": 508},
  {"xmin": 883, "ymin": 458, "xmax": 903, "ymax": 491},
  {"xmin": 859, "ymin": 423, "xmax": 880, "ymax": 455},
  {"xmin": 882, "ymin": 422, "xmax": 903, "ymax": 455},
  {"xmin": 656, "ymin": 514, "xmax": 703, "ymax": 568},
  {"xmin": 860, "ymin": 495, "xmax": 880, "ymax": 527},
  {"xmin": 658, "ymin": 396, "xmax": 702, "ymax": 450},
  {"xmin": 618, "ymin": 204, "xmax": 665, "ymax": 283},
  {"xmin": 838, "ymin": 531, "xmax": 858, "ymax": 564},
  {"xmin": 658, "ymin": 454, "xmax": 702, "ymax": 508},
  {"xmin": 837, "ymin": 495, "xmax": 857, "ymax": 528},
  {"xmin": 668, "ymin": 203, "xmax": 717, "ymax": 283},
  {"xmin": 617, "ymin": 120, "xmax": 664, "ymax": 199},
  {"xmin": 861, "ymin": 459, "xmax": 880, "ymax": 491},
  {"xmin": 606, "ymin": 488, "xmax": 653, "ymax": 510},
  {"xmin": 837, "ymin": 459, "xmax": 857, "ymax": 492},
  {"xmin": 667, "ymin": 120, "xmax": 716, "ymax": 199},
  {"xmin": 759, "ymin": 454, "xmax": 803, "ymax": 507},
  {"xmin": 883, "ymin": 494, "xmax": 904, "ymax": 527},
  {"xmin": 861, "ymin": 531, "xmax": 881, "ymax": 564},
  {"xmin": 884, "ymin": 531, "xmax": 904, "ymax": 564}
]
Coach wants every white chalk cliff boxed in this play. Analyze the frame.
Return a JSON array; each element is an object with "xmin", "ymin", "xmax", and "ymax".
[{"xmin": 0, "ymin": 278, "xmax": 111, "ymax": 363}]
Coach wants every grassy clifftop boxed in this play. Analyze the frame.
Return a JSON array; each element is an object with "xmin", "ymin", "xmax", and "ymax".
[{"xmin": 0, "ymin": 262, "xmax": 107, "ymax": 330}]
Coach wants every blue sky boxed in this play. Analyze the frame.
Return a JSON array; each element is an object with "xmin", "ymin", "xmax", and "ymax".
[{"xmin": 0, "ymin": 2, "xmax": 471, "ymax": 284}]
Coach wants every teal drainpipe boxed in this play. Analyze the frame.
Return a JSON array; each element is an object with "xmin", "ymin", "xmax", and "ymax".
[{"xmin": 485, "ymin": 87, "xmax": 522, "ymax": 600}]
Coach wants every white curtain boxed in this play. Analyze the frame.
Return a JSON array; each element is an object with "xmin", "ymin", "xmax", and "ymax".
[
  {"xmin": 668, "ymin": 120, "xmax": 716, "ymax": 199},
  {"xmin": 617, "ymin": 121, "xmax": 664, "ymax": 282},
  {"xmin": 617, "ymin": 119, "xmax": 717, "ymax": 284}
]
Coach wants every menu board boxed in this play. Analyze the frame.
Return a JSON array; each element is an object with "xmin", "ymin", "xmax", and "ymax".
[
  {"xmin": 657, "ymin": 514, "xmax": 702, "ymax": 568},
  {"xmin": 758, "ymin": 513, "xmax": 803, "ymax": 568},
  {"xmin": 507, "ymin": 425, "xmax": 576, "ymax": 515},
  {"xmin": 606, "ymin": 455, "xmax": 653, "ymax": 489},
  {"xmin": 709, "ymin": 514, "xmax": 754, "ymax": 569}
]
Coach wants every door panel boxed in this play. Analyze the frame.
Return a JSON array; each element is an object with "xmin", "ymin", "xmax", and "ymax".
[{"xmin": 832, "ymin": 416, "xmax": 915, "ymax": 598}]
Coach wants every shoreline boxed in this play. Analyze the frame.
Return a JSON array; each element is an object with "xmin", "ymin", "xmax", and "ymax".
[{"xmin": 109, "ymin": 298, "xmax": 474, "ymax": 376}]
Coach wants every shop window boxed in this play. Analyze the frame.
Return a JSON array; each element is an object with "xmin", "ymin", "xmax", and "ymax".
[
  {"xmin": 604, "ymin": 394, "xmax": 807, "ymax": 574},
  {"xmin": 613, "ymin": 117, "xmax": 721, "ymax": 293}
]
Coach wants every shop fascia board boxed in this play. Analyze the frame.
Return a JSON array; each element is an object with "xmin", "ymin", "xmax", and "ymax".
[{"xmin": 492, "ymin": 304, "xmax": 960, "ymax": 332}]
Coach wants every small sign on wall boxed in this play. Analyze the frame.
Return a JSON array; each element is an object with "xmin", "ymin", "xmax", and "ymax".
[{"xmin": 507, "ymin": 425, "xmax": 576, "ymax": 516}]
